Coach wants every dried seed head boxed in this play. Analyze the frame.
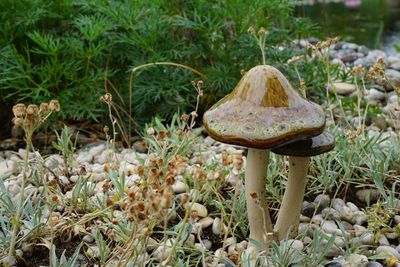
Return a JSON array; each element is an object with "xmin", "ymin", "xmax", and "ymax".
[
  {"xmin": 258, "ymin": 27, "xmax": 267, "ymax": 36},
  {"xmin": 12, "ymin": 117, "xmax": 24, "ymax": 127},
  {"xmin": 103, "ymin": 163, "xmax": 110, "ymax": 173},
  {"xmin": 106, "ymin": 198, "xmax": 114, "ymax": 207},
  {"xmin": 287, "ymin": 55, "xmax": 305, "ymax": 65},
  {"xmin": 107, "ymin": 229, "xmax": 116, "ymax": 240},
  {"xmin": 157, "ymin": 131, "xmax": 167, "ymax": 139},
  {"xmin": 102, "ymin": 181, "xmax": 111, "ymax": 193},
  {"xmin": 26, "ymin": 104, "xmax": 39, "ymax": 116},
  {"xmin": 39, "ymin": 103, "xmax": 49, "ymax": 114},
  {"xmin": 247, "ymin": 26, "xmax": 256, "ymax": 35},
  {"xmin": 50, "ymin": 179, "xmax": 58, "ymax": 188},
  {"xmin": 100, "ymin": 93, "xmax": 112, "ymax": 103},
  {"xmin": 103, "ymin": 125, "xmax": 109, "ymax": 134},
  {"xmin": 180, "ymin": 114, "xmax": 189, "ymax": 122},
  {"xmin": 181, "ymin": 193, "xmax": 189, "ymax": 204},
  {"xmin": 49, "ymin": 100, "xmax": 60, "ymax": 112},
  {"xmin": 13, "ymin": 103, "xmax": 26, "ymax": 117},
  {"xmin": 146, "ymin": 127, "xmax": 155, "ymax": 136}
]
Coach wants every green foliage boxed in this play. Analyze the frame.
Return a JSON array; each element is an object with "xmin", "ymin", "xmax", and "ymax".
[
  {"xmin": 50, "ymin": 242, "xmax": 83, "ymax": 267},
  {"xmin": 0, "ymin": 0, "xmax": 317, "ymax": 126}
]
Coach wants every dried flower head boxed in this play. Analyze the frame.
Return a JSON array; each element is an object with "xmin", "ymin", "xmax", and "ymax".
[
  {"xmin": 39, "ymin": 103, "xmax": 49, "ymax": 114},
  {"xmin": 351, "ymin": 65, "xmax": 366, "ymax": 77},
  {"xmin": 367, "ymin": 58, "xmax": 387, "ymax": 82},
  {"xmin": 12, "ymin": 117, "xmax": 24, "ymax": 127},
  {"xmin": 100, "ymin": 93, "xmax": 112, "ymax": 103},
  {"xmin": 49, "ymin": 100, "xmax": 60, "ymax": 112},
  {"xmin": 13, "ymin": 103, "xmax": 26, "ymax": 117},
  {"xmin": 103, "ymin": 125, "xmax": 109, "ymax": 134},
  {"xmin": 147, "ymin": 127, "xmax": 155, "ymax": 136},
  {"xmin": 258, "ymin": 27, "xmax": 267, "ymax": 36},
  {"xmin": 51, "ymin": 195, "xmax": 59, "ymax": 202},
  {"xmin": 180, "ymin": 114, "xmax": 189, "ymax": 122},
  {"xmin": 247, "ymin": 26, "xmax": 256, "ymax": 35},
  {"xmin": 26, "ymin": 104, "xmax": 39, "ymax": 116},
  {"xmin": 287, "ymin": 55, "xmax": 305, "ymax": 65}
]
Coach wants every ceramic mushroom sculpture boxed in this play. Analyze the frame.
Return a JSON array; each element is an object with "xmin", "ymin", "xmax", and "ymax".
[
  {"xmin": 272, "ymin": 132, "xmax": 335, "ymax": 240},
  {"xmin": 203, "ymin": 65, "xmax": 326, "ymax": 246}
]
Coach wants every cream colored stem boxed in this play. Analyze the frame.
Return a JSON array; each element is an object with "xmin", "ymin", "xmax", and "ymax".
[
  {"xmin": 245, "ymin": 148, "xmax": 273, "ymax": 247},
  {"xmin": 274, "ymin": 156, "xmax": 310, "ymax": 240}
]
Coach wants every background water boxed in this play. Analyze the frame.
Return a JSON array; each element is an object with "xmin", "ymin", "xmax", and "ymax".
[{"xmin": 295, "ymin": 0, "xmax": 400, "ymax": 54}]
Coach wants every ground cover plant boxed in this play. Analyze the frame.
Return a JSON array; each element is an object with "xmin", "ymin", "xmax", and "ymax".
[{"xmin": 1, "ymin": 1, "xmax": 400, "ymax": 267}]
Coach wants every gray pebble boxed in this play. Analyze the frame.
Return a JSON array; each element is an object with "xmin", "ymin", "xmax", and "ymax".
[
  {"xmin": 366, "ymin": 262, "xmax": 383, "ymax": 267},
  {"xmin": 315, "ymin": 194, "xmax": 331, "ymax": 209},
  {"xmin": 376, "ymin": 245, "xmax": 400, "ymax": 260}
]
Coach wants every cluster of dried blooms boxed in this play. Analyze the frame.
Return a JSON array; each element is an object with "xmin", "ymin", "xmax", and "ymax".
[
  {"xmin": 350, "ymin": 58, "xmax": 388, "ymax": 85},
  {"xmin": 307, "ymin": 37, "xmax": 339, "ymax": 55},
  {"xmin": 247, "ymin": 26, "xmax": 268, "ymax": 36},
  {"xmin": 367, "ymin": 58, "xmax": 387, "ymax": 83},
  {"xmin": 12, "ymin": 100, "xmax": 60, "ymax": 129},
  {"xmin": 110, "ymin": 154, "xmax": 188, "ymax": 229},
  {"xmin": 100, "ymin": 93, "xmax": 112, "ymax": 103},
  {"xmin": 287, "ymin": 55, "xmax": 305, "ymax": 65}
]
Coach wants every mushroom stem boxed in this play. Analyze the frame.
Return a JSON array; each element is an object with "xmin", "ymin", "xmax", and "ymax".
[
  {"xmin": 274, "ymin": 156, "xmax": 310, "ymax": 240},
  {"xmin": 245, "ymin": 148, "xmax": 273, "ymax": 247}
]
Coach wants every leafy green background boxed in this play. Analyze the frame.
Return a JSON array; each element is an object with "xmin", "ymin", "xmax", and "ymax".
[{"xmin": 0, "ymin": 0, "xmax": 318, "ymax": 127}]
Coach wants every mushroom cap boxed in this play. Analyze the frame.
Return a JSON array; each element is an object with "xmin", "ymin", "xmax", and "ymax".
[
  {"xmin": 203, "ymin": 65, "xmax": 326, "ymax": 149},
  {"xmin": 272, "ymin": 132, "xmax": 335, "ymax": 157}
]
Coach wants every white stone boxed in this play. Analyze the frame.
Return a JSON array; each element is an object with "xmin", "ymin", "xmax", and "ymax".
[
  {"xmin": 203, "ymin": 239, "xmax": 212, "ymax": 250},
  {"xmin": 330, "ymin": 82, "xmax": 356, "ymax": 95},
  {"xmin": 125, "ymin": 174, "xmax": 141, "ymax": 187},
  {"xmin": 0, "ymin": 160, "xmax": 17, "ymax": 178},
  {"xmin": 191, "ymin": 222, "xmax": 202, "ymax": 235},
  {"xmin": 76, "ymin": 152, "xmax": 92, "ymax": 164},
  {"xmin": 69, "ymin": 175, "xmax": 79, "ymax": 183},
  {"xmin": 376, "ymin": 246, "xmax": 400, "ymax": 260},
  {"xmin": 86, "ymin": 245, "xmax": 101, "ymax": 258},
  {"xmin": 353, "ymin": 211, "xmax": 368, "ymax": 225},
  {"xmin": 212, "ymin": 217, "xmax": 224, "ymax": 236},
  {"xmin": 321, "ymin": 208, "xmax": 341, "ymax": 220},
  {"xmin": 153, "ymin": 240, "xmax": 173, "ymax": 262},
  {"xmin": 59, "ymin": 175, "xmax": 70, "ymax": 185},
  {"xmin": 18, "ymin": 149, "xmax": 35, "ymax": 159},
  {"xmin": 321, "ymin": 220, "xmax": 338, "ymax": 234},
  {"xmin": 332, "ymin": 198, "xmax": 346, "ymax": 211},
  {"xmin": 45, "ymin": 155, "xmax": 62, "ymax": 170},
  {"xmin": 347, "ymin": 254, "xmax": 368, "ymax": 266},
  {"xmin": 346, "ymin": 202, "xmax": 359, "ymax": 212},
  {"xmin": 89, "ymin": 144, "xmax": 106, "ymax": 157},
  {"xmin": 198, "ymin": 217, "xmax": 214, "ymax": 229},
  {"xmin": 285, "ymin": 239, "xmax": 304, "ymax": 251},
  {"xmin": 172, "ymin": 181, "xmax": 188, "ymax": 194},
  {"xmin": 366, "ymin": 88, "xmax": 386, "ymax": 101},
  {"xmin": 338, "ymin": 206, "xmax": 354, "ymax": 223},
  {"xmin": 314, "ymin": 194, "xmax": 330, "ymax": 209},
  {"xmin": 83, "ymin": 234, "xmax": 94, "ymax": 243},
  {"xmin": 386, "ymin": 69, "xmax": 400, "ymax": 89},
  {"xmin": 360, "ymin": 232, "xmax": 375, "ymax": 245},
  {"xmin": 378, "ymin": 235, "xmax": 390, "ymax": 246}
]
